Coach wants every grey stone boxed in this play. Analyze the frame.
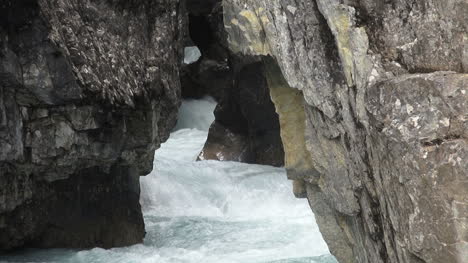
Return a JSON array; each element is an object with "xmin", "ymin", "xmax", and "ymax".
[
  {"xmin": 0, "ymin": 0, "xmax": 183, "ymax": 250},
  {"xmin": 222, "ymin": 0, "xmax": 468, "ymax": 262}
]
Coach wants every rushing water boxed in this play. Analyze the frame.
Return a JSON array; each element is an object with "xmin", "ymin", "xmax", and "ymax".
[{"xmin": 0, "ymin": 98, "xmax": 336, "ymax": 263}]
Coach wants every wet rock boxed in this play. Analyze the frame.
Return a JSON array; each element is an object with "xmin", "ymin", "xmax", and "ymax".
[
  {"xmin": 0, "ymin": 0, "xmax": 183, "ymax": 250},
  {"xmin": 198, "ymin": 122, "xmax": 251, "ymax": 162},
  {"xmin": 222, "ymin": 0, "xmax": 468, "ymax": 262},
  {"xmin": 181, "ymin": 0, "xmax": 230, "ymax": 101},
  {"xmin": 182, "ymin": 0, "xmax": 284, "ymax": 167},
  {"xmin": 180, "ymin": 57, "xmax": 231, "ymax": 101},
  {"xmin": 199, "ymin": 59, "xmax": 285, "ymax": 167}
]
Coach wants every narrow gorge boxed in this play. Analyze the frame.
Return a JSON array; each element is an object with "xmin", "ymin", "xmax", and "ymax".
[{"xmin": 0, "ymin": 0, "xmax": 467, "ymax": 263}]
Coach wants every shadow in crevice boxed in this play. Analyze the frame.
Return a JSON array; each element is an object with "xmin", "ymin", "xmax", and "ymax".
[{"xmin": 181, "ymin": 1, "xmax": 284, "ymax": 167}]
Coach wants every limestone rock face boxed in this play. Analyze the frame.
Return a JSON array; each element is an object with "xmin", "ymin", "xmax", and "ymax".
[
  {"xmin": 223, "ymin": 0, "xmax": 468, "ymax": 262},
  {"xmin": 0, "ymin": 0, "xmax": 183, "ymax": 250}
]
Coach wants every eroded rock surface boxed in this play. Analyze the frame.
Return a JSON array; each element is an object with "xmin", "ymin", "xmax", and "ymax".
[
  {"xmin": 181, "ymin": 0, "xmax": 230, "ymax": 101},
  {"xmin": 199, "ymin": 58, "xmax": 285, "ymax": 166},
  {"xmin": 182, "ymin": 0, "xmax": 284, "ymax": 166},
  {"xmin": 0, "ymin": 0, "xmax": 183, "ymax": 250},
  {"xmin": 223, "ymin": 0, "xmax": 467, "ymax": 262}
]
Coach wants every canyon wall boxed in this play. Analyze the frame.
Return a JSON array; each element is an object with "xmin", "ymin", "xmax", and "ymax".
[
  {"xmin": 1, "ymin": 1, "xmax": 466, "ymax": 262},
  {"xmin": 182, "ymin": 0, "xmax": 284, "ymax": 166},
  {"xmin": 223, "ymin": 0, "xmax": 467, "ymax": 262},
  {"xmin": 0, "ymin": 0, "xmax": 183, "ymax": 250},
  {"xmin": 198, "ymin": 57, "xmax": 285, "ymax": 166}
]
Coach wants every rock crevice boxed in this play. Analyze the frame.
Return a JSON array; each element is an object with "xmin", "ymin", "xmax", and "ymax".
[{"xmin": 182, "ymin": 0, "xmax": 285, "ymax": 166}]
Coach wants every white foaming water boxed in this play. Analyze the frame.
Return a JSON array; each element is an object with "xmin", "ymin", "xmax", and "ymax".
[
  {"xmin": 0, "ymin": 98, "xmax": 336, "ymax": 263},
  {"xmin": 183, "ymin": 46, "xmax": 202, "ymax": 65},
  {"xmin": 173, "ymin": 96, "xmax": 217, "ymax": 131}
]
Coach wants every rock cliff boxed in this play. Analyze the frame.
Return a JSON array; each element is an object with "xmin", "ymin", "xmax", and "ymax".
[
  {"xmin": 0, "ymin": 0, "xmax": 183, "ymax": 250},
  {"xmin": 1, "ymin": 0, "xmax": 467, "ymax": 262},
  {"xmin": 223, "ymin": 0, "xmax": 467, "ymax": 262}
]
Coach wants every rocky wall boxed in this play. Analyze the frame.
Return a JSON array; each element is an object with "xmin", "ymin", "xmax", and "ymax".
[
  {"xmin": 0, "ymin": 0, "xmax": 183, "ymax": 250},
  {"xmin": 222, "ymin": 0, "xmax": 468, "ymax": 262},
  {"xmin": 182, "ymin": 0, "xmax": 284, "ymax": 166}
]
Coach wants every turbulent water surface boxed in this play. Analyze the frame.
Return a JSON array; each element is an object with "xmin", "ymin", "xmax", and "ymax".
[{"xmin": 1, "ymin": 98, "xmax": 336, "ymax": 263}]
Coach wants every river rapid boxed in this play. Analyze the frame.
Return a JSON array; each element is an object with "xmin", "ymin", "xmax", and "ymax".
[{"xmin": 0, "ymin": 98, "xmax": 336, "ymax": 263}]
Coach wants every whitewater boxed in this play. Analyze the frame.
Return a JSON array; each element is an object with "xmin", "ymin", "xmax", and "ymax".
[{"xmin": 0, "ymin": 98, "xmax": 336, "ymax": 263}]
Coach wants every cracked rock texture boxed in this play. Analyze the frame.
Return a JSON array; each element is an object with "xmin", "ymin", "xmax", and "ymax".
[
  {"xmin": 223, "ymin": 0, "xmax": 467, "ymax": 262},
  {"xmin": 0, "ymin": 0, "xmax": 183, "ymax": 250}
]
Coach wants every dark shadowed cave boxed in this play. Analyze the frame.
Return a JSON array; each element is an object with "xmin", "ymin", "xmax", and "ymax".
[{"xmin": 182, "ymin": 0, "xmax": 285, "ymax": 167}]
